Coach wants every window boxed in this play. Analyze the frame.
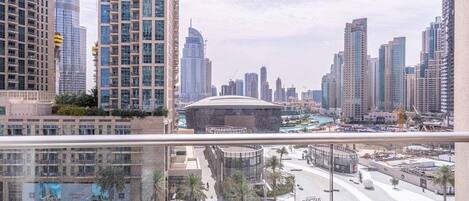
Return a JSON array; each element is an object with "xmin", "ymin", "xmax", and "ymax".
[
  {"xmin": 155, "ymin": 20, "xmax": 164, "ymax": 40},
  {"xmin": 143, "ymin": 43, "xmax": 152, "ymax": 63},
  {"xmin": 121, "ymin": 68, "xmax": 130, "ymax": 87},
  {"xmin": 101, "ymin": 26, "xmax": 110, "ymax": 45},
  {"xmin": 155, "ymin": 89, "xmax": 164, "ymax": 107},
  {"xmin": 121, "ymin": 46, "xmax": 130, "ymax": 65},
  {"xmin": 101, "ymin": 5, "xmax": 110, "ymax": 23},
  {"xmin": 143, "ymin": 0, "xmax": 152, "ymax": 17},
  {"xmin": 143, "ymin": 89, "xmax": 152, "ymax": 110},
  {"xmin": 143, "ymin": 66, "xmax": 152, "ymax": 86},
  {"xmin": 121, "ymin": 90, "xmax": 130, "ymax": 109},
  {"xmin": 155, "ymin": 43, "xmax": 164, "ymax": 64},
  {"xmin": 101, "ymin": 68, "xmax": 110, "ymax": 87},
  {"xmin": 143, "ymin": 20, "xmax": 152, "ymax": 40},
  {"xmin": 0, "ymin": 23, "xmax": 4, "ymax": 39},
  {"xmin": 100, "ymin": 47, "xmax": 110, "ymax": 66},
  {"xmin": 121, "ymin": 2, "xmax": 131, "ymax": 21},
  {"xmin": 155, "ymin": 67, "xmax": 164, "ymax": 87},
  {"xmin": 101, "ymin": 90, "xmax": 110, "ymax": 107},
  {"xmin": 121, "ymin": 24, "xmax": 130, "ymax": 43},
  {"xmin": 155, "ymin": 0, "xmax": 164, "ymax": 17}
]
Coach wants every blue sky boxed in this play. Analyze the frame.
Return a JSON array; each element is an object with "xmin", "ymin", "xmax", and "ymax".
[{"xmin": 80, "ymin": 0, "xmax": 441, "ymax": 91}]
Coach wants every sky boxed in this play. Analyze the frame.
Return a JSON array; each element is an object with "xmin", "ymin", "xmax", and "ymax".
[{"xmin": 80, "ymin": 0, "xmax": 441, "ymax": 92}]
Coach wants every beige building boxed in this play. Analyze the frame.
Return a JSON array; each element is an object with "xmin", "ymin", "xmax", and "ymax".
[
  {"xmin": 416, "ymin": 17, "xmax": 443, "ymax": 114},
  {"xmin": 343, "ymin": 18, "xmax": 369, "ymax": 121},
  {"xmin": 0, "ymin": 93, "xmax": 199, "ymax": 200},
  {"xmin": 0, "ymin": 0, "xmax": 56, "ymax": 93},
  {"xmin": 96, "ymin": 0, "xmax": 179, "ymax": 131}
]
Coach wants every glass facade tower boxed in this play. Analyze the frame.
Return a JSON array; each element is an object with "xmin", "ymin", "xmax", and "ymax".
[{"xmin": 55, "ymin": 0, "xmax": 87, "ymax": 94}]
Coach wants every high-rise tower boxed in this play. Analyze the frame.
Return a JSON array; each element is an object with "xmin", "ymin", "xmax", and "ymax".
[
  {"xmin": 441, "ymin": 0, "xmax": 455, "ymax": 115},
  {"xmin": 97, "ymin": 0, "xmax": 179, "ymax": 122},
  {"xmin": 0, "ymin": 0, "xmax": 56, "ymax": 93},
  {"xmin": 180, "ymin": 25, "xmax": 211, "ymax": 103},
  {"xmin": 55, "ymin": 0, "xmax": 87, "ymax": 94},
  {"xmin": 416, "ymin": 17, "xmax": 444, "ymax": 113},
  {"xmin": 343, "ymin": 18, "xmax": 368, "ymax": 121},
  {"xmin": 244, "ymin": 73, "xmax": 259, "ymax": 98}
]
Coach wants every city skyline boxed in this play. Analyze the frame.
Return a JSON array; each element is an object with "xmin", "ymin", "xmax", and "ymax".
[{"xmin": 80, "ymin": 0, "xmax": 441, "ymax": 91}]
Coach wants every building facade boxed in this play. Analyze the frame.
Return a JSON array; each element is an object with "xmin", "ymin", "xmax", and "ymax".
[
  {"xmin": 97, "ymin": 0, "xmax": 179, "ymax": 129},
  {"xmin": 378, "ymin": 37, "xmax": 406, "ymax": 112},
  {"xmin": 235, "ymin": 79, "xmax": 243, "ymax": 96},
  {"xmin": 441, "ymin": 0, "xmax": 455, "ymax": 115},
  {"xmin": 343, "ymin": 18, "xmax": 368, "ymax": 121},
  {"xmin": 274, "ymin": 77, "xmax": 286, "ymax": 102},
  {"xmin": 0, "ymin": 0, "xmax": 56, "ymax": 93},
  {"xmin": 180, "ymin": 25, "xmax": 211, "ymax": 103},
  {"xmin": 333, "ymin": 51, "xmax": 344, "ymax": 107},
  {"xmin": 55, "ymin": 0, "xmax": 87, "ymax": 94},
  {"xmin": 416, "ymin": 17, "xmax": 443, "ymax": 113},
  {"xmin": 260, "ymin": 66, "xmax": 271, "ymax": 102},
  {"xmin": 404, "ymin": 66, "xmax": 416, "ymax": 111},
  {"xmin": 185, "ymin": 96, "xmax": 282, "ymax": 133},
  {"xmin": 244, "ymin": 73, "xmax": 258, "ymax": 99},
  {"xmin": 368, "ymin": 57, "xmax": 378, "ymax": 110}
]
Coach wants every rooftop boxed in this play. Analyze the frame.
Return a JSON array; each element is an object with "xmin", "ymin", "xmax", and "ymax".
[{"xmin": 185, "ymin": 96, "xmax": 282, "ymax": 109}]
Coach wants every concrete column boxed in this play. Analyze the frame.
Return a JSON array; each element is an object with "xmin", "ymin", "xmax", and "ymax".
[{"xmin": 454, "ymin": 0, "xmax": 469, "ymax": 200}]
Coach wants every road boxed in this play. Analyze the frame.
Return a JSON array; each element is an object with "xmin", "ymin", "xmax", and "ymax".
[{"xmin": 266, "ymin": 147, "xmax": 454, "ymax": 201}]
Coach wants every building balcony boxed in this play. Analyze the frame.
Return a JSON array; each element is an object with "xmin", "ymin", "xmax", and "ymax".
[{"xmin": 0, "ymin": 133, "xmax": 465, "ymax": 201}]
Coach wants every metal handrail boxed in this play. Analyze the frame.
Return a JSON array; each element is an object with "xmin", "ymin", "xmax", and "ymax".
[{"xmin": 0, "ymin": 132, "xmax": 468, "ymax": 148}]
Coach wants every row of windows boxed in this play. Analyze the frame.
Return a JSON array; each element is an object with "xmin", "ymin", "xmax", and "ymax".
[
  {"xmin": 101, "ymin": 89, "xmax": 164, "ymax": 108},
  {"xmin": 100, "ymin": 20, "xmax": 164, "ymax": 45},
  {"xmin": 100, "ymin": 0, "xmax": 164, "ymax": 23},
  {"xmin": 100, "ymin": 66, "xmax": 164, "ymax": 88}
]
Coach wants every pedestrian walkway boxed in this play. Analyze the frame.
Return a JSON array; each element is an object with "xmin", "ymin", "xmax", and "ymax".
[
  {"xmin": 360, "ymin": 170, "xmax": 434, "ymax": 201},
  {"xmin": 195, "ymin": 147, "xmax": 218, "ymax": 201},
  {"xmin": 284, "ymin": 162, "xmax": 373, "ymax": 201}
]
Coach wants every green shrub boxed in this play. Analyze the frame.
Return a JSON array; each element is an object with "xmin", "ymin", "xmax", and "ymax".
[{"xmin": 57, "ymin": 105, "xmax": 87, "ymax": 116}]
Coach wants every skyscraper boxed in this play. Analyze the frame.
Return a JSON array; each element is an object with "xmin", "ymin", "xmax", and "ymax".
[
  {"xmin": 333, "ymin": 52, "xmax": 344, "ymax": 107},
  {"xmin": 260, "ymin": 66, "xmax": 271, "ymax": 102},
  {"xmin": 343, "ymin": 18, "xmax": 368, "ymax": 121},
  {"xmin": 322, "ymin": 74, "xmax": 337, "ymax": 109},
  {"xmin": 235, "ymin": 79, "xmax": 244, "ymax": 96},
  {"xmin": 244, "ymin": 73, "xmax": 259, "ymax": 98},
  {"xmin": 211, "ymin": 85, "xmax": 218, "ymax": 96},
  {"xmin": 368, "ymin": 57, "xmax": 379, "ymax": 110},
  {"xmin": 55, "ymin": 0, "xmax": 87, "ymax": 94},
  {"xmin": 274, "ymin": 77, "xmax": 285, "ymax": 102},
  {"xmin": 416, "ymin": 17, "xmax": 443, "ymax": 113},
  {"xmin": 286, "ymin": 87, "xmax": 298, "ymax": 102},
  {"xmin": 180, "ymin": 25, "xmax": 211, "ymax": 103},
  {"xmin": 441, "ymin": 0, "xmax": 455, "ymax": 115},
  {"xmin": 0, "ymin": 0, "xmax": 56, "ymax": 93},
  {"xmin": 378, "ymin": 37, "xmax": 406, "ymax": 112},
  {"xmin": 97, "ymin": 0, "xmax": 179, "ymax": 119},
  {"xmin": 404, "ymin": 66, "xmax": 416, "ymax": 111}
]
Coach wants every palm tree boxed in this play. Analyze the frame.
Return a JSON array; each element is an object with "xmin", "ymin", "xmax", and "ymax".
[
  {"xmin": 431, "ymin": 165, "xmax": 455, "ymax": 201},
  {"xmin": 390, "ymin": 177, "xmax": 399, "ymax": 189},
  {"xmin": 150, "ymin": 170, "xmax": 165, "ymax": 201},
  {"xmin": 97, "ymin": 166, "xmax": 126, "ymax": 201},
  {"xmin": 270, "ymin": 171, "xmax": 282, "ymax": 201},
  {"xmin": 276, "ymin": 147, "xmax": 289, "ymax": 166},
  {"xmin": 223, "ymin": 172, "xmax": 259, "ymax": 201},
  {"xmin": 265, "ymin": 156, "xmax": 282, "ymax": 173},
  {"xmin": 178, "ymin": 174, "xmax": 207, "ymax": 201}
]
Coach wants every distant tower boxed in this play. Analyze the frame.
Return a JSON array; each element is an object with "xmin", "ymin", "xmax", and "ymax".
[
  {"xmin": 56, "ymin": 0, "xmax": 87, "ymax": 94},
  {"xmin": 180, "ymin": 25, "xmax": 212, "ymax": 103},
  {"xmin": 244, "ymin": 73, "xmax": 259, "ymax": 98},
  {"xmin": 343, "ymin": 18, "xmax": 368, "ymax": 121}
]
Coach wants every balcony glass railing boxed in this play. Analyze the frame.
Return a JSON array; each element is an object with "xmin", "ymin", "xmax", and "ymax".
[{"xmin": 0, "ymin": 133, "xmax": 463, "ymax": 201}]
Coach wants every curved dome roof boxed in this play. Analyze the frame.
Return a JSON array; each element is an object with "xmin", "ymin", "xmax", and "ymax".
[{"xmin": 185, "ymin": 96, "xmax": 282, "ymax": 109}]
